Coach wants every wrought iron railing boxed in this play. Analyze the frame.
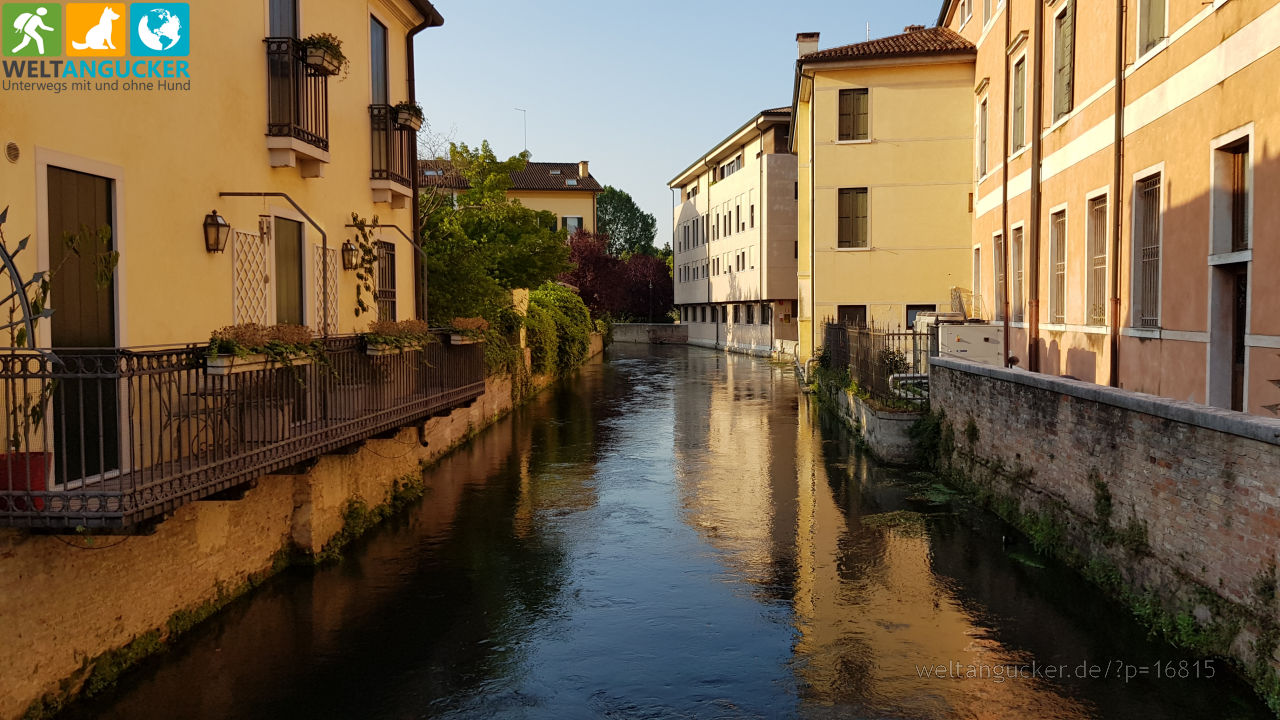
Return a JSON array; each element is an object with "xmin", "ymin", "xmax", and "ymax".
[
  {"xmin": 0, "ymin": 334, "xmax": 484, "ymax": 530},
  {"xmin": 821, "ymin": 322, "xmax": 930, "ymax": 411},
  {"xmin": 266, "ymin": 37, "xmax": 330, "ymax": 151},
  {"xmin": 369, "ymin": 105, "xmax": 415, "ymax": 187}
]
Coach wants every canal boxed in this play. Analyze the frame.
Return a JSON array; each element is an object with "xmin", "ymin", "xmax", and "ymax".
[{"xmin": 62, "ymin": 345, "xmax": 1269, "ymax": 719}]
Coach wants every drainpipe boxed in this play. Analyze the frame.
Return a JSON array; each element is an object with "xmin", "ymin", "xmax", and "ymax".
[
  {"xmin": 219, "ymin": 191, "xmax": 329, "ymax": 336},
  {"xmin": 705, "ymin": 156, "xmax": 717, "ymax": 349},
  {"xmin": 1027, "ymin": 0, "xmax": 1046, "ymax": 373},
  {"xmin": 1108, "ymin": 0, "xmax": 1126, "ymax": 387},
  {"xmin": 808, "ymin": 69, "xmax": 817, "ymax": 361},
  {"xmin": 405, "ymin": 5, "xmax": 444, "ymax": 321},
  {"xmin": 1000, "ymin": 2, "xmax": 1011, "ymax": 367},
  {"xmin": 757, "ymin": 116, "xmax": 767, "ymax": 355}
]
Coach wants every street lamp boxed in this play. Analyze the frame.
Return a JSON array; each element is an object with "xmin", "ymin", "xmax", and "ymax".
[{"xmin": 203, "ymin": 210, "xmax": 231, "ymax": 253}]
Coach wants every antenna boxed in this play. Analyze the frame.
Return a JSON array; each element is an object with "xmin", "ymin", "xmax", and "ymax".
[
  {"xmin": 866, "ymin": 22, "xmax": 870, "ymax": 40},
  {"xmin": 514, "ymin": 107, "xmax": 527, "ymax": 153}
]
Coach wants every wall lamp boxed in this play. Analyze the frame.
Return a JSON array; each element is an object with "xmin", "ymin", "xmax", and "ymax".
[
  {"xmin": 341, "ymin": 241, "xmax": 360, "ymax": 270},
  {"xmin": 203, "ymin": 210, "xmax": 231, "ymax": 253}
]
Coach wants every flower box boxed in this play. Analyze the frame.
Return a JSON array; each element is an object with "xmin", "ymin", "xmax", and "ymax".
[
  {"xmin": 0, "ymin": 451, "xmax": 49, "ymax": 511},
  {"xmin": 449, "ymin": 334, "xmax": 481, "ymax": 345},
  {"xmin": 206, "ymin": 353, "xmax": 312, "ymax": 375},
  {"xmin": 396, "ymin": 110, "xmax": 423, "ymax": 131},
  {"xmin": 305, "ymin": 47, "xmax": 342, "ymax": 76},
  {"xmin": 365, "ymin": 343, "xmax": 406, "ymax": 357}
]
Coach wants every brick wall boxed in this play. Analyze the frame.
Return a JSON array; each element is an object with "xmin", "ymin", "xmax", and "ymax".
[{"xmin": 929, "ymin": 357, "xmax": 1280, "ymax": 687}]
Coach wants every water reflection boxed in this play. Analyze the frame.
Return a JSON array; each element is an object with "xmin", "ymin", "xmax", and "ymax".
[{"xmin": 60, "ymin": 345, "xmax": 1268, "ymax": 720}]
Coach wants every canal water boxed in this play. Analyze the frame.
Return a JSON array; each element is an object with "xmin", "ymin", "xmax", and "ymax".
[{"xmin": 63, "ymin": 345, "xmax": 1269, "ymax": 719}]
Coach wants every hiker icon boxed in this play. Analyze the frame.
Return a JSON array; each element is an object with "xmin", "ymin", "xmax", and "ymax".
[{"xmin": 11, "ymin": 7, "xmax": 54, "ymax": 55}]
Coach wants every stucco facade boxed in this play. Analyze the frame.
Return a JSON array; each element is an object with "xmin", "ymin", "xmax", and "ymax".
[
  {"xmin": 1, "ymin": 0, "xmax": 441, "ymax": 346},
  {"xmin": 670, "ymin": 109, "xmax": 799, "ymax": 358},
  {"xmin": 792, "ymin": 28, "xmax": 977, "ymax": 363},
  {"xmin": 944, "ymin": 0, "xmax": 1280, "ymax": 417}
]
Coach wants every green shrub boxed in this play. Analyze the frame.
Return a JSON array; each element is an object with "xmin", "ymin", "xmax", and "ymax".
[{"xmin": 529, "ymin": 282, "xmax": 592, "ymax": 375}]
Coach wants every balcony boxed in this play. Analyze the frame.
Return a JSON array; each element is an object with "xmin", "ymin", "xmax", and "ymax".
[
  {"xmin": 0, "ymin": 333, "xmax": 485, "ymax": 531},
  {"xmin": 369, "ymin": 105, "xmax": 416, "ymax": 208},
  {"xmin": 266, "ymin": 37, "xmax": 330, "ymax": 178}
]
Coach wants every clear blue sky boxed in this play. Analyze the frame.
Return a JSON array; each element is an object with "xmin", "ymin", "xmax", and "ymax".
[{"xmin": 413, "ymin": 1, "xmax": 944, "ymax": 248}]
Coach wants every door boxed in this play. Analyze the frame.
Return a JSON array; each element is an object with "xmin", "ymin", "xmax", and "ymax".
[
  {"xmin": 274, "ymin": 217, "xmax": 304, "ymax": 325},
  {"xmin": 1231, "ymin": 266, "xmax": 1247, "ymax": 412},
  {"xmin": 269, "ymin": 0, "xmax": 297, "ymax": 37},
  {"xmin": 47, "ymin": 166, "xmax": 119, "ymax": 484}
]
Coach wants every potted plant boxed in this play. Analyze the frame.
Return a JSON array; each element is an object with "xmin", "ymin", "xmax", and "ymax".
[
  {"xmin": 301, "ymin": 33, "xmax": 347, "ymax": 77},
  {"xmin": 0, "ymin": 385, "xmax": 54, "ymax": 511},
  {"xmin": 362, "ymin": 319, "xmax": 436, "ymax": 356},
  {"xmin": 393, "ymin": 101, "xmax": 424, "ymax": 131},
  {"xmin": 206, "ymin": 323, "xmax": 321, "ymax": 375},
  {"xmin": 448, "ymin": 317, "xmax": 489, "ymax": 345}
]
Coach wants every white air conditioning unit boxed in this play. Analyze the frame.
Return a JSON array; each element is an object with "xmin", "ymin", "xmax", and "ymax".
[{"xmin": 938, "ymin": 324, "xmax": 1005, "ymax": 366}]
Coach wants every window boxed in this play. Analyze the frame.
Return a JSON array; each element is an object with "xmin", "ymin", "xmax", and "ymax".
[
  {"xmin": 1011, "ymin": 226, "xmax": 1024, "ymax": 321},
  {"xmin": 1049, "ymin": 210, "xmax": 1066, "ymax": 324},
  {"xmin": 983, "ymin": 0, "xmax": 992, "ymax": 24},
  {"xmin": 749, "ymin": 205, "xmax": 755, "ymax": 228},
  {"xmin": 972, "ymin": 247, "xmax": 982, "ymax": 315},
  {"xmin": 563, "ymin": 216, "xmax": 583, "ymax": 235},
  {"xmin": 978, "ymin": 99, "xmax": 989, "ymax": 176},
  {"xmin": 736, "ymin": 204, "xmax": 742, "ymax": 231},
  {"xmin": 1213, "ymin": 138, "xmax": 1251, "ymax": 253},
  {"xmin": 714, "ymin": 213, "xmax": 719, "ymax": 240},
  {"xmin": 683, "ymin": 225, "xmax": 689, "ymax": 251},
  {"xmin": 1135, "ymin": 174, "xmax": 1162, "ymax": 327},
  {"xmin": 566, "ymin": 179, "xmax": 578, "ymax": 186},
  {"xmin": 1139, "ymin": 0, "xmax": 1166, "ymax": 56},
  {"xmin": 376, "ymin": 240, "xmax": 397, "ymax": 321},
  {"xmin": 838, "ymin": 89, "xmax": 869, "ymax": 141},
  {"xmin": 370, "ymin": 17, "xmax": 388, "ymax": 106},
  {"xmin": 959, "ymin": 0, "xmax": 972, "ymax": 24},
  {"xmin": 700, "ymin": 306, "xmax": 707, "ymax": 323},
  {"xmin": 993, "ymin": 232, "xmax": 1006, "ymax": 320},
  {"xmin": 746, "ymin": 305, "xmax": 755, "ymax": 324},
  {"xmin": 1053, "ymin": 2, "xmax": 1076, "ymax": 121},
  {"xmin": 837, "ymin": 188, "xmax": 869, "ymax": 248},
  {"xmin": 837, "ymin": 305, "xmax": 867, "ymax": 327},
  {"xmin": 761, "ymin": 305, "xmax": 772, "ymax": 325},
  {"xmin": 906, "ymin": 304, "xmax": 936, "ymax": 329},
  {"xmin": 269, "ymin": 0, "xmax": 297, "ymax": 37},
  {"xmin": 733, "ymin": 305, "xmax": 741, "ymax": 323},
  {"xmin": 1012, "ymin": 58, "xmax": 1026, "ymax": 150},
  {"xmin": 274, "ymin": 217, "xmax": 304, "ymax": 325},
  {"xmin": 1087, "ymin": 196, "xmax": 1108, "ymax": 326}
]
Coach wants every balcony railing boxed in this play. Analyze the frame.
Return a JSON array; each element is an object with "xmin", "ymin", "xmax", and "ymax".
[
  {"xmin": 369, "ymin": 105, "xmax": 415, "ymax": 187},
  {"xmin": 266, "ymin": 37, "xmax": 330, "ymax": 151},
  {"xmin": 0, "ymin": 334, "xmax": 485, "ymax": 530}
]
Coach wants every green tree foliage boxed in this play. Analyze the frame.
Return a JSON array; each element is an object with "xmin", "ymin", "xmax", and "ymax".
[
  {"xmin": 596, "ymin": 186, "xmax": 658, "ymax": 257},
  {"xmin": 421, "ymin": 141, "xmax": 570, "ymax": 324},
  {"xmin": 527, "ymin": 282, "xmax": 593, "ymax": 375}
]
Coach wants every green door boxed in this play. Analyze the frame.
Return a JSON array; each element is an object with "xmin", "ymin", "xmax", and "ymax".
[
  {"xmin": 274, "ymin": 217, "xmax": 304, "ymax": 325},
  {"xmin": 47, "ymin": 166, "xmax": 120, "ymax": 484}
]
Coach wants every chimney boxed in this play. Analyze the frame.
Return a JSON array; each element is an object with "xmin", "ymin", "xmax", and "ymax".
[
  {"xmin": 578, "ymin": 160, "xmax": 589, "ymax": 179},
  {"xmin": 903, "ymin": 24, "xmax": 926, "ymax": 33},
  {"xmin": 796, "ymin": 32, "xmax": 819, "ymax": 58}
]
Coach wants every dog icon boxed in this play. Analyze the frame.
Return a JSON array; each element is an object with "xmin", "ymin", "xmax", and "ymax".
[{"xmin": 72, "ymin": 6, "xmax": 119, "ymax": 50}]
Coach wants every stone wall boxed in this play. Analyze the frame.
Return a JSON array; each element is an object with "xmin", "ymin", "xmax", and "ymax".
[
  {"xmin": 929, "ymin": 357, "xmax": 1280, "ymax": 696},
  {"xmin": 0, "ymin": 337, "xmax": 605, "ymax": 720},
  {"xmin": 817, "ymin": 380, "xmax": 920, "ymax": 464},
  {"xmin": 612, "ymin": 323, "xmax": 687, "ymax": 345}
]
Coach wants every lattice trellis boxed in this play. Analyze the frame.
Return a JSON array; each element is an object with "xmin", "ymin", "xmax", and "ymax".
[
  {"xmin": 232, "ymin": 218, "xmax": 271, "ymax": 325},
  {"xmin": 313, "ymin": 245, "xmax": 337, "ymax": 335}
]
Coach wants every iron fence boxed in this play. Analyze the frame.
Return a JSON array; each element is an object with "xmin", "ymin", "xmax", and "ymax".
[
  {"xmin": 0, "ymin": 333, "xmax": 484, "ymax": 530},
  {"xmin": 369, "ymin": 105, "xmax": 415, "ymax": 187},
  {"xmin": 821, "ymin": 322, "xmax": 930, "ymax": 411},
  {"xmin": 266, "ymin": 37, "xmax": 330, "ymax": 151}
]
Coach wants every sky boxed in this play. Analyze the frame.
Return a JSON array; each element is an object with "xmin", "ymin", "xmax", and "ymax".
[{"xmin": 413, "ymin": 1, "xmax": 945, "ymax": 249}]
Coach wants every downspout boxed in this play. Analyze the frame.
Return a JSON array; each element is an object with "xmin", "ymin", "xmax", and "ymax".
[
  {"xmin": 219, "ymin": 191, "xmax": 329, "ymax": 336},
  {"xmin": 808, "ymin": 69, "xmax": 817, "ymax": 361},
  {"xmin": 705, "ymin": 156, "xmax": 717, "ymax": 349},
  {"xmin": 405, "ymin": 6, "xmax": 444, "ymax": 321},
  {"xmin": 1027, "ymin": 0, "xmax": 1046, "ymax": 373},
  {"xmin": 1108, "ymin": 0, "xmax": 1126, "ymax": 386},
  {"xmin": 758, "ymin": 116, "xmax": 768, "ymax": 355},
  {"xmin": 1000, "ymin": 3, "xmax": 1011, "ymax": 367}
]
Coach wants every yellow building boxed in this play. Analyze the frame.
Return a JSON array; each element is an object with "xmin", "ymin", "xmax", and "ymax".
[
  {"xmin": 421, "ymin": 160, "xmax": 603, "ymax": 233},
  {"xmin": 0, "ymin": 0, "xmax": 495, "ymax": 533},
  {"xmin": 942, "ymin": 0, "xmax": 1280, "ymax": 417},
  {"xmin": 792, "ymin": 27, "xmax": 977, "ymax": 363}
]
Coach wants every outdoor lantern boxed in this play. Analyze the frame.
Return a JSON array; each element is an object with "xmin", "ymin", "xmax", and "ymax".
[
  {"xmin": 203, "ymin": 210, "xmax": 231, "ymax": 253},
  {"xmin": 341, "ymin": 241, "xmax": 360, "ymax": 271}
]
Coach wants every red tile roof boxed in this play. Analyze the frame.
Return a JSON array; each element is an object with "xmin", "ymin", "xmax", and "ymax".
[
  {"xmin": 419, "ymin": 161, "xmax": 603, "ymax": 193},
  {"xmin": 800, "ymin": 26, "xmax": 974, "ymax": 63}
]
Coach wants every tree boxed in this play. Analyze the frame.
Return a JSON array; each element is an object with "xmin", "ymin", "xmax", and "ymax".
[
  {"xmin": 560, "ymin": 231, "xmax": 623, "ymax": 318},
  {"xmin": 596, "ymin": 186, "xmax": 658, "ymax": 257},
  {"xmin": 420, "ymin": 141, "xmax": 570, "ymax": 325}
]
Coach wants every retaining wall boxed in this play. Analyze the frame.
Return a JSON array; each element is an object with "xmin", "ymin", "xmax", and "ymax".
[{"xmin": 929, "ymin": 356, "xmax": 1280, "ymax": 696}]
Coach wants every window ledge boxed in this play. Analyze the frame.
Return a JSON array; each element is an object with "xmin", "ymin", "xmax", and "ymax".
[
  {"xmin": 1007, "ymin": 145, "xmax": 1030, "ymax": 163},
  {"xmin": 371, "ymin": 179, "xmax": 412, "ymax": 209},
  {"xmin": 1208, "ymin": 249, "xmax": 1251, "ymax": 266},
  {"xmin": 1122, "ymin": 327, "xmax": 1162, "ymax": 339},
  {"xmin": 1128, "ymin": 40, "xmax": 1170, "ymax": 76},
  {"xmin": 834, "ymin": 139, "xmax": 872, "ymax": 145},
  {"xmin": 833, "ymin": 247, "xmax": 872, "ymax": 252}
]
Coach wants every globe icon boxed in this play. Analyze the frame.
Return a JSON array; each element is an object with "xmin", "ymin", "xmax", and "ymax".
[{"xmin": 137, "ymin": 9, "xmax": 182, "ymax": 52}]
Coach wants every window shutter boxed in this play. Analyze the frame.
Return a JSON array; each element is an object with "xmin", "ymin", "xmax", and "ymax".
[
  {"xmin": 1055, "ymin": 2, "xmax": 1075, "ymax": 119},
  {"xmin": 854, "ymin": 188, "xmax": 868, "ymax": 248},
  {"xmin": 838, "ymin": 90, "xmax": 853, "ymax": 141},
  {"xmin": 838, "ymin": 188, "xmax": 852, "ymax": 248},
  {"xmin": 853, "ymin": 89, "xmax": 869, "ymax": 140}
]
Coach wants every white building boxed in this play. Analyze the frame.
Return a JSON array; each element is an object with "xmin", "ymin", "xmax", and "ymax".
[{"xmin": 669, "ymin": 108, "xmax": 799, "ymax": 357}]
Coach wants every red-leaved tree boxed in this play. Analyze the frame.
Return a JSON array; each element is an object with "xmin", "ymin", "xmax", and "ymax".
[{"xmin": 560, "ymin": 230, "xmax": 673, "ymax": 321}]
